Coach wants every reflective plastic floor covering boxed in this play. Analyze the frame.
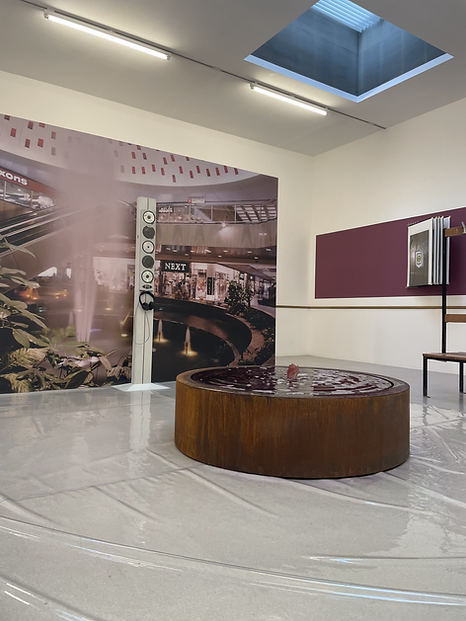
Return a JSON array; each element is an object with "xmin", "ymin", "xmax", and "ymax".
[{"xmin": 0, "ymin": 356, "xmax": 465, "ymax": 621}]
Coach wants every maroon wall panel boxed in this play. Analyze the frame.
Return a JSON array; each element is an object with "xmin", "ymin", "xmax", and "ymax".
[{"xmin": 315, "ymin": 207, "xmax": 466, "ymax": 299}]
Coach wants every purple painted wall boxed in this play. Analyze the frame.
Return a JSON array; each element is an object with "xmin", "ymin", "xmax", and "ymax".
[{"xmin": 315, "ymin": 207, "xmax": 466, "ymax": 299}]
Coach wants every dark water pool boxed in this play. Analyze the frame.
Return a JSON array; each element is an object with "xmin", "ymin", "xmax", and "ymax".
[{"xmin": 151, "ymin": 320, "xmax": 235, "ymax": 382}]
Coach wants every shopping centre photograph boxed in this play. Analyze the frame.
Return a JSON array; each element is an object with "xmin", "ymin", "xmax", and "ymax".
[{"xmin": 0, "ymin": 114, "xmax": 277, "ymax": 388}]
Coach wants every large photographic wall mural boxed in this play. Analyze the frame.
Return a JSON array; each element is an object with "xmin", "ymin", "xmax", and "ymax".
[{"xmin": 0, "ymin": 114, "xmax": 277, "ymax": 392}]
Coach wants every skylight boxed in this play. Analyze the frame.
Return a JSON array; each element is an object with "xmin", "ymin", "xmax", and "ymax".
[
  {"xmin": 245, "ymin": 1, "xmax": 452, "ymax": 102},
  {"xmin": 312, "ymin": 0, "xmax": 380, "ymax": 33}
]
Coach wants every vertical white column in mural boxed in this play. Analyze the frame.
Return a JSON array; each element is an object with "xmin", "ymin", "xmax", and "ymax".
[{"xmin": 132, "ymin": 197, "xmax": 157, "ymax": 384}]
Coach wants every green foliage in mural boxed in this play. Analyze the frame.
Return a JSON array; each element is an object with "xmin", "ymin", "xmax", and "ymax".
[
  {"xmin": 224, "ymin": 279, "xmax": 251, "ymax": 315},
  {"xmin": 238, "ymin": 308, "xmax": 275, "ymax": 366},
  {"xmin": 224, "ymin": 279, "xmax": 275, "ymax": 365},
  {"xmin": 0, "ymin": 236, "xmax": 130, "ymax": 393}
]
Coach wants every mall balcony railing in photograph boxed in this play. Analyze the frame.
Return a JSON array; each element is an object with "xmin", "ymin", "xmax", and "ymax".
[
  {"xmin": 0, "ymin": 203, "xmax": 78, "ymax": 251},
  {"xmin": 155, "ymin": 202, "xmax": 277, "ymax": 225},
  {"xmin": 155, "ymin": 219, "xmax": 277, "ymax": 249},
  {"xmin": 0, "ymin": 202, "xmax": 123, "ymax": 282}
]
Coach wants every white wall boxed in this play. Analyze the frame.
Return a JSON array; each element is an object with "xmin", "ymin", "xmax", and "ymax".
[
  {"xmin": 310, "ymin": 96, "xmax": 466, "ymax": 370},
  {"xmin": 0, "ymin": 70, "xmax": 314, "ymax": 358},
  {"xmin": 5, "ymin": 71, "xmax": 466, "ymax": 370}
]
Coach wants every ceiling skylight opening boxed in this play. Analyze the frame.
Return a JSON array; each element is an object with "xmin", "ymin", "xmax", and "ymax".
[
  {"xmin": 245, "ymin": 1, "xmax": 452, "ymax": 102},
  {"xmin": 312, "ymin": 0, "xmax": 380, "ymax": 33}
]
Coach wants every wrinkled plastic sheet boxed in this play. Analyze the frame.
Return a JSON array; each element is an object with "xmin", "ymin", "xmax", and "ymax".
[{"xmin": 0, "ymin": 386, "xmax": 465, "ymax": 620}]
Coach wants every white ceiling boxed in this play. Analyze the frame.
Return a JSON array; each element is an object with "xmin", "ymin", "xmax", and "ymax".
[{"xmin": 1, "ymin": 0, "xmax": 465, "ymax": 157}]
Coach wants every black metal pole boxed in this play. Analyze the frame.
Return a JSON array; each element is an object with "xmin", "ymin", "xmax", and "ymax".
[{"xmin": 441, "ymin": 229, "xmax": 447, "ymax": 353}]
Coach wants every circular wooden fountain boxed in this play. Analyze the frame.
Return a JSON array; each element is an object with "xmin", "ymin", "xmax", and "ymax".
[{"xmin": 175, "ymin": 366, "xmax": 410, "ymax": 478}]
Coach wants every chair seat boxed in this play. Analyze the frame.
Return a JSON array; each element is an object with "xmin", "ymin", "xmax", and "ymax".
[
  {"xmin": 423, "ymin": 352, "xmax": 466, "ymax": 362},
  {"xmin": 423, "ymin": 352, "xmax": 466, "ymax": 396}
]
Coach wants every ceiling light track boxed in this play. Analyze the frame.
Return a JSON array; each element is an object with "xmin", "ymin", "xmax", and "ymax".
[
  {"xmin": 19, "ymin": 0, "xmax": 385, "ymax": 130},
  {"xmin": 250, "ymin": 85, "xmax": 328, "ymax": 116},
  {"xmin": 43, "ymin": 11, "xmax": 170, "ymax": 60}
]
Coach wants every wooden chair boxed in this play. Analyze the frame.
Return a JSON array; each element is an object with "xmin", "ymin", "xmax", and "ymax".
[{"xmin": 423, "ymin": 225, "xmax": 466, "ymax": 396}]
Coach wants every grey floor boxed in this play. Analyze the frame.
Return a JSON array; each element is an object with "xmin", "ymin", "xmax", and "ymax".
[{"xmin": 0, "ymin": 355, "xmax": 465, "ymax": 620}]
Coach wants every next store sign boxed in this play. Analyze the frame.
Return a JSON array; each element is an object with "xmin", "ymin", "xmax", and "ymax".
[{"xmin": 161, "ymin": 260, "xmax": 190, "ymax": 273}]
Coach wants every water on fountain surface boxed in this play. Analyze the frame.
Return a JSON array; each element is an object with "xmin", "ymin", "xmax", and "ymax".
[{"xmin": 191, "ymin": 366, "xmax": 395, "ymax": 397}]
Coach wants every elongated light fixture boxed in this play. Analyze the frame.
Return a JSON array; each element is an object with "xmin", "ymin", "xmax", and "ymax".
[
  {"xmin": 250, "ymin": 84, "xmax": 327, "ymax": 116},
  {"xmin": 44, "ymin": 12, "xmax": 170, "ymax": 60}
]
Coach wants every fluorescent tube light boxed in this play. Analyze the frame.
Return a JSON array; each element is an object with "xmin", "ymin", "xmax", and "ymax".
[
  {"xmin": 44, "ymin": 13, "xmax": 169, "ymax": 60},
  {"xmin": 250, "ymin": 85, "xmax": 327, "ymax": 116}
]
